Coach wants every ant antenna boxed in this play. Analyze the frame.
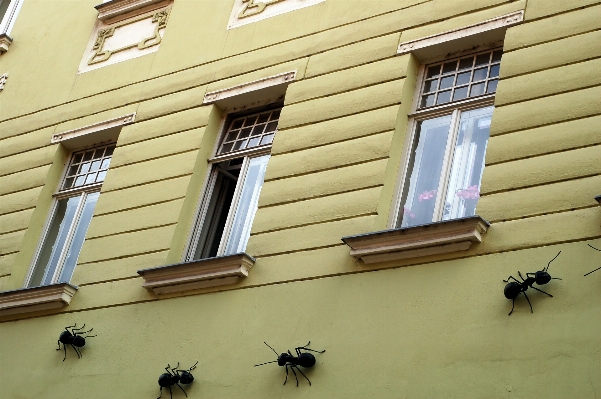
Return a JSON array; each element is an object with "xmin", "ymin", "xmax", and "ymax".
[
  {"xmin": 263, "ymin": 342, "xmax": 279, "ymax": 356},
  {"xmin": 189, "ymin": 361, "xmax": 198, "ymax": 371},
  {"xmin": 545, "ymin": 251, "xmax": 561, "ymax": 272},
  {"xmin": 254, "ymin": 360, "xmax": 278, "ymax": 367},
  {"xmin": 588, "ymin": 244, "xmax": 601, "ymax": 252}
]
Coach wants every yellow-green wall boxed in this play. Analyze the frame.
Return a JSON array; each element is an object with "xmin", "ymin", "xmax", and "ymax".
[{"xmin": 1, "ymin": 0, "xmax": 600, "ymax": 397}]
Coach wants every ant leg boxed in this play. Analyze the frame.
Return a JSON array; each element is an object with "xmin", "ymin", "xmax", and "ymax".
[
  {"xmin": 175, "ymin": 383, "xmax": 188, "ymax": 397},
  {"xmin": 56, "ymin": 340, "xmax": 61, "ymax": 350},
  {"xmin": 62, "ymin": 344, "xmax": 67, "ymax": 361},
  {"xmin": 72, "ymin": 345, "xmax": 82, "ymax": 358},
  {"xmin": 295, "ymin": 366, "xmax": 312, "ymax": 386},
  {"xmin": 585, "ymin": 266, "xmax": 601, "ymax": 276},
  {"xmin": 503, "ymin": 275, "xmax": 521, "ymax": 283},
  {"xmin": 296, "ymin": 346, "xmax": 325, "ymax": 354},
  {"xmin": 157, "ymin": 386, "xmax": 163, "ymax": 399},
  {"xmin": 289, "ymin": 365, "xmax": 299, "ymax": 387},
  {"xmin": 169, "ymin": 385, "xmax": 173, "ymax": 399},
  {"xmin": 508, "ymin": 298, "xmax": 515, "ymax": 316},
  {"xmin": 523, "ymin": 292, "xmax": 533, "ymax": 313},
  {"xmin": 518, "ymin": 271, "xmax": 527, "ymax": 282},
  {"xmin": 283, "ymin": 364, "xmax": 289, "ymax": 385},
  {"xmin": 531, "ymin": 286, "xmax": 553, "ymax": 297},
  {"xmin": 77, "ymin": 328, "xmax": 94, "ymax": 336},
  {"xmin": 71, "ymin": 324, "xmax": 86, "ymax": 332}
]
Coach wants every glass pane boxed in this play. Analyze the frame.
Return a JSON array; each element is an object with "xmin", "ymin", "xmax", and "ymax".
[
  {"xmin": 436, "ymin": 90, "xmax": 452, "ymax": 104},
  {"xmin": 442, "ymin": 107, "xmax": 493, "ymax": 221},
  {"xmin": 104, "ymin": 146, "xmax": 115, "ymax": 157},
  {"xmin": 470, "ymin": 83, "xmax": 485, "ymax": 97},
  {"xmin": 489, "ymin": 64, "xmax": 500, "ymax": 78},
  {"xmin": 398, "ymin": 116, "xmax": 453, "ymax": 228},
  {"xmin": 257, "ymin": 113, "xmax": 270, "ymax": 124},
  {"xmin": 458, "ymin": 57, "xmax": 474, "ymax": 70},
  {"xmin": 439, "ymin": 76, "xmax": 454, "ymax": 90},
  {"xmin": 486, "ymin": 79, "xmax": 499, "ymax": 93},
  {"xmin": 74, "ymin": 176, "xmax": 86, "ymax": 187},
  {"xmin": 265, "ymin": 121, "xmax": 278, "ymax": 132},
  {"xmin": 28, "ymin": 196, "xmax": 82, "ymax": 287},
  {"xmin": 68, "ymin": 165, "xmax": 78, "ymax": 176},
  {"xmin": 244, "ymin": 115, "xmax": 257, "ymax": 126},
  {"xmin": 473, "ymin": 67, "xmax": 488, "ymax": 81},
  {"xmin": 492, "ymin": 50, "xmax": 503, "ymax": 62},
  {"xmin": 420, "ymin": 94, "xmax": 435, "ymax": 108},
  {"xmin": 82, "ymin": 151, "xmax": 93, "ymax": 162},
  {"xmin": 247, "ymin": 137, "xmax": 261, "ymax": 147},
  {"xmin": 100, "ymin": 159, "xmax": 111, "ymax": 170},
  {"xmin": 426, "ymin": 65, "xmax": 441, "ymax": 78},
  {"xmin": 456, "ymin": 71, "xmax": 471, "ymax": 86},
  {"xmin": 85, "ymin": 173, "xmax": 97, "ymax": 185},
  {"xmin": 224, "ymin": 155, "xmax": 270, "ymax": 255},
  {"xmin": 96, "ymin": 170, "xmax": 107, "ymax": 182},
  {"xmin": 239, "ymin": 127, "xmax": 252, "ymax": 139},
  {"xmin": 442, "ymin": 61, "xmax": 457, "ymax": 74},
  {"xmin": 452, "ymin": 86, "xmax": 468, "ymax": 101},
  {"xmin": 251, "ymin": 124, "xmax": 265, "ymax": 136},
  {"xmin": 59, "ymin": 192, "xmax": 100, "ymax": 283},
  {"xmin": 231, "ymin": 119, "xmax": 244, "ymax": 130},
  {"xmin": 259, "ymin": 133, "xmax": 274, "ymax": 145},
  {"xmin": 475, "ymin": 53, "xmax": 490, "ymax": 66},
  {"xmin": 423, "ymin": 79, "xmax": 437, "ymax": 93}
]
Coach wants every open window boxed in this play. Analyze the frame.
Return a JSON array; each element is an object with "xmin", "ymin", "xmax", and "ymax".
[
  {"xmin": 0, "ymin": 0, "xmax": 23, "ymax": 53},
  {"xmin": 187, "ymin": 107, "xmax": 280, "ymax": 261}
]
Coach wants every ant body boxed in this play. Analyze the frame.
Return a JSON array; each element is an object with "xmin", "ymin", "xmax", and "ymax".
[
  {"xmin": 584, "ymin": 245, "xmax": 601, "ymax": 276},
  {"xmin": 255, "ymin": 341, "xmax": 325, "ymax": 386},
  {"xmin": 503, "ymin": 251, "xmax": 562, "ymax": 315},
  {"xmin": 56, "ymin": 324, "xmax": 96, "ymax": 361},
  {"xmin": 157, "ymin": 361, "xmax": 198, "ymax": 399}
]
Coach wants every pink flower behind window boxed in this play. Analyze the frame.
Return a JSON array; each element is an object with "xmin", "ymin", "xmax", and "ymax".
[
  {"xmin": 403, "ymin": 207, "xmax": 416, "ymax": 219},
  {"xmin": 418, "ymin": 189, "xmax": 437, "ymax": 202},
  {"xmin": 456, "ymin": 185, "xmax": 480, "ymax": 199}
]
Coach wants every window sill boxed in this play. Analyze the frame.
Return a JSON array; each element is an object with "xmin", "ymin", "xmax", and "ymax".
[
  {"xmin": 137, "ymin": 253, "xmax": 256, "ymax": 295},
  {"xmin": 0, "ymin": 34, "xmax": 13, "ymax": 53},
  {"xmin": 0, "ymin": 283, "xmax": 78, "ymax": 317},
  {"xmin": 95, "ymin": 0, "xmax": 167, "ymax": 20},
  {"xmin": 342, "ymin": 216, "xmax": 490, "ymax": 264}
]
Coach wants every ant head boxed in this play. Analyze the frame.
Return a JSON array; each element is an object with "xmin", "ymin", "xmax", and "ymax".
[
  {"xmin": 277, "ymin": 353, "xmax": 291, "ymax": 366},
  {"xmin": 179, "ymin": 371, "xmax": 194, "ymax": 385},
  {"xmin": 72, "ymin": 335, "xmax": 86, "ymax": 347},
  {"xmin": 534, "ymin": 270, "xmax": 551, "ymax": 285},
  {"xmin": 504, "ymin": 282, "xmax": 522, "ymax": 299}
]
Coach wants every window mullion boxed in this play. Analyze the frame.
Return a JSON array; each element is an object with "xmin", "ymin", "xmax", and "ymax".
[
  {"xmin": 432, "ymin": 109, "xmax": 461, "ymax": 222},
  {"xmin": 50, "ymin": 193, "xmax": 88, "ymax": 284},
  {"xmin": 216, "ymin": 157, "xmax": 251, "ymax": 256}
]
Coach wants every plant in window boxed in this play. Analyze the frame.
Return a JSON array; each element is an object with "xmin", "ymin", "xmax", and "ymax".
[
  {"xmin": 397, "ymin": 49, "xmax": 501, "ymax": 228},
  {"xmin": 26, "ymin": 144, "xmax": 115, "ymax": 287},
  {"xmin": 187, "ymin": 108, "xmax": 280, "ymax": 261}
]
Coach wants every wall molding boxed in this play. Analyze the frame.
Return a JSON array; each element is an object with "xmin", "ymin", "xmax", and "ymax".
[
  {"xmin": 0, "ymin": 33, "xmax": 12, "ymax": 53},
  {"xmin": 398, "ymin": 11, "xmax": 524, "ymax": 55},
  {"xmin": 203, "ymin": 71, "xmax": 296, "ymax": 105},
  {"xmin": 95, "ymin": 0, "xmax": 167, "ymax": 20},
  {"xmin": 51, "ymin": 113, "xmax": 135, "ymax": 144},
  {"xmin": 0, "ymin": 283, "xmax": 78, "ymax": 317},
  {"xmin": 0, "ymin": 73, "xmax": 7, "ymax": 91}
]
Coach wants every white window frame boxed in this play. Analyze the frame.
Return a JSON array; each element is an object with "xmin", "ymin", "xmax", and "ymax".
[
  {"xmin": 185, "ymin": 107, "xmax": 280, "ymax": 262},
  {"xmin": 0, "ymin": 0, "xmax": 23, "ymax": 36},
  {"xmin": 390, "ymin": 48, "xmax": 501, "ymax": 228},
  {"xmin": 24, "ymin": 143, "xmax": 115, "ymax": 288}
]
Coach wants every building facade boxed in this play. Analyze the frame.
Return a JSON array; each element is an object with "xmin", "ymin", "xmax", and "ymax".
[{"xmin": 0, "ymin": 0, "xmax": 600, "ymax": 397}]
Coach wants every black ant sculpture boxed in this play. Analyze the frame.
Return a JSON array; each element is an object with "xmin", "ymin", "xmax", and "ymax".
[
  {"xmin": 56, "ymin": 324, "xmax": 96, "ymax": 361},
  {"xmin": 584, "ymin": 244, "xmax": 601, "ymax": 276},
  {"xmin": 503, "ymin": 251, "xmax": 562, "ymax": 315},
  {"xmin": 255, "ymin": 341, "xmax": 325, "ymax": 386},
  {"xmin": 157, "ymin": 361, "xmax": 198, "ymax": 399}
]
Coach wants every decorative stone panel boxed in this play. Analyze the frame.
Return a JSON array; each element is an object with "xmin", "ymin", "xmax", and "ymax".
[
  {"xmin": 227, "ymin": 0, "xmax": 326, "ymax": 29},
  {"xmin": 0, "ymin": 73, "xmax": 7, "ymax": 91},
  {"xmin": 79, "ymin": 0, "xmax": 173, "ymax": 73}
]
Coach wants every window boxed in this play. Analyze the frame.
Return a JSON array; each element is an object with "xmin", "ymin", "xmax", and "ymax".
[
  {"xmin": 0, "ymin": 0, "xmax": 22, "ymax": 36},
  {"xmin": 187, "ymin": 107, "xmax": 280, "ymax": 260},
  {"xmin": 396, "ymin": 49, "xmax": 501, "ymax": 228},
  {"xmin": 26, "ymin": 144, "xmax": 116, "ymax": 288}
]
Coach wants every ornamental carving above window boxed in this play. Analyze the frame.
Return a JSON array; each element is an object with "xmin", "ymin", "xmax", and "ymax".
[
  {"xmin": 78, "ymin": 1, "xmax": 172, "ymax": 73},
  {"xmin": 228, "ymin": 0, "xmax": 325, "ymax": 29}
]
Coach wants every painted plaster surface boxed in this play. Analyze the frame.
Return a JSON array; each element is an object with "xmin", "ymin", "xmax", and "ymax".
[{"xmin": 0, "ymin": 0, "xmax": 600, "ymax": 398}]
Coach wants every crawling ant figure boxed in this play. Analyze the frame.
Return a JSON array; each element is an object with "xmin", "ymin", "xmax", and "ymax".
[
  {"xmin": 255, "ymin": 341, "xmax": 325, "ymax": 386},
  {"xmin": 503, "ymin": 251, "xmax": 562, "ymax": 315},
  {"xmin": 56, "ymin": 323, "xmax": 96, "ymax": 361},
  {"xmin": 584, "ymin": 244, "xmax": 601, "ymax": 276},
  {"xmin": 157, "ymin": 361, "xmax": 198, "ymax": 399}
]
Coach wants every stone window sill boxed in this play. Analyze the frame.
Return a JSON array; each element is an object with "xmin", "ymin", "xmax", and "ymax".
[
  {"xmin": 0, "ymin": 283, "xmax": 78, "ymax": 317},
  {"xmin": 95, "ymin": 0, "xmax": 167, "ymax": 20},
  {"xmin": 137, "ymin": 253, "xmax": 255, "ymax": 295},
  {"xmin": 342, "ymin": 216, "xmax": 490, "ymax": 264},
  {"xmin": 0, "ymin": 34, "xmax": 13, "ymax": 53}
]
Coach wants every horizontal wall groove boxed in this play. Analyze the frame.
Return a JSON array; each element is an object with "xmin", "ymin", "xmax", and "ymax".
[
  {"xmin": 259, "ymin": 184, "xmax": 384, "ymax": 209},
  {"xmin": 94, "ymin": 196, "xmax": 186, "ymax": 217},
  {"xmin": 481, "ymin": 171, "xmax": 601, "ymax": 196},
  {"xmin": 0, "ymin": 162, "xmax": 54, "ymax": 179},
  {"xmin": 0, "ymin": 206, "xmax": 36, "ymax": 218},
  {"xmin": 77, "ymin": 249, "xmax": 170, "ymax": 267},
  {"xmin": 264, "ymin": 156, "xmax": 390, "ymax": 183},
  {"xmin": 0, "ymin": 143, "xmax": 53, "ymax": 160},
  {"xmin": 274, "ymin": 127, "xmax": 393, "ymax": 156},
  {"xmin": 286, "ymin": 75, "xmax": 403, "ymax": 106},
  {"xmin": 484, "ymin": 204, "xmax": 599, "ymax": 224},
  {"xmin": 101, "ymin": 173, "xmax": 193, "ymax": 194},
  {"xmin": 504, "ymin": 26, "xmax": 601, "ymax": 53},
  {"xmin": 253, "ymin": 243, "xmax": 346, "ymax": 259},
  {"xmin": 116, "ymin": 124, "xmax": 208, "ymax": 150},
  {"xmin": 0, "ymin": 184, "xmax": 46, "ymax": 199},
  {"xmin": 485, "ymin": 142, "xmax": 601, "ymax": 166},
  {"xmin": 0, "ymin": 273, "xmax": 10, "ymax": 279},
  {"xmin": 86, "ymin": 223, "xmax": 177, "ymax": 241},
  {"xmin": 0, "ymin": 250, "xmax": 19, "ymax": 257},
  {"xmin": 77, "ymin": 275, "xmax": 140, "ymax": 287},
  {"xmin": 496, "ymin": 80, "xmax": 601, "ymax": 108},
  {"xmin": 278, "ymin": 102, "xmax": 402, "ymax": 131},
  {"xmin": 0, "ymin": 226, "xmax": 28, "ymax": 236},
  {"xmin": 490, "ymin": 110, "xmax": 601, "ymax": 137},
  {"xmin": 251, "ymin": 211, "xmax": 378, "ymax": 236},
  {"xmin": 500, "ymin": 53, "xmax": 601, "ymax": 81},
  {"xmin": 109, "ymin": 148, "xmax": 200, "ymax": 170}
]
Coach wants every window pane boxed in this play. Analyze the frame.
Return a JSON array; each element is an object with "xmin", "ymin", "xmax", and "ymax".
[
  {"xmin": 398, "ymin": 116, "xmax": 453, "ymax": 228},
  {"xmin": 224, "ymin": 155, "xmax": 270, "ymax": 255},
  {"xmin": 28, "ymin": 196, "xmax": 82, "ymax": 287},
  {"xmin": 442, "ymin": 107, "xmax": 492, "ymax": 221},
  {"xmin": 59, "ymin": 192, "xmax": 100, "ymax": 283}
]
